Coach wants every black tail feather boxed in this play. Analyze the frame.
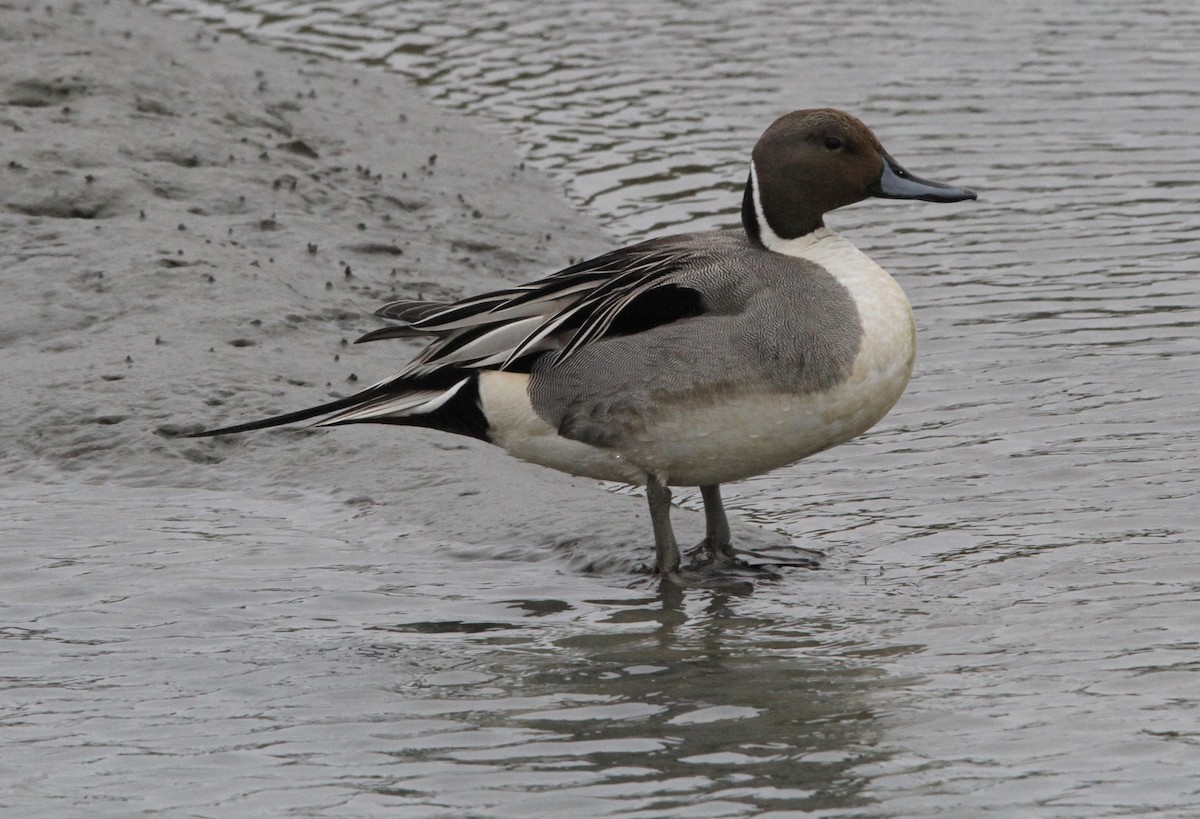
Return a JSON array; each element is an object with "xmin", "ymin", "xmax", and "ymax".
[{"xmin": 186, "ymin": 384, "xmax": 390, "ymax": 438}]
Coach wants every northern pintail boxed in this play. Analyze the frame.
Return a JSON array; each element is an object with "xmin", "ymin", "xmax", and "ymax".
[{"xmin": 193, "ymin": 109, "xmax": 975, "ymax": 585}]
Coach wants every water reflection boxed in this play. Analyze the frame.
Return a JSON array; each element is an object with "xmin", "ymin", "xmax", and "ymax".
[
  {"xmin": 3, "ymin": 485, "xmax": 915, "ymax": 815},
  {"xmin": 363, "ymin": 587, "xmax": 908, "ymax": 814}
]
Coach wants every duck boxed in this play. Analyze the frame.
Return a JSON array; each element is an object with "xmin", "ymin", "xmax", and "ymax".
[{"xmin": 191, "ymin": 108, "xmax": 976, "ymax": 586}]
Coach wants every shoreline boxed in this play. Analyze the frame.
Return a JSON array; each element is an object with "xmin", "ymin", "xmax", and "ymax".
[{"xmin": 1, "ymin": 0, "xmax": 786, "ymax": 564}]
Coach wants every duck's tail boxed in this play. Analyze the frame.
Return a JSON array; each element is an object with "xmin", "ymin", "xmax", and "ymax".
[
  {"xmin": 189, "ymin": 296, "xmax": 491, "ymax": 441},
  {"xmin": 187, "ymin": 372, "xmax": 490, "ymax": 441}
]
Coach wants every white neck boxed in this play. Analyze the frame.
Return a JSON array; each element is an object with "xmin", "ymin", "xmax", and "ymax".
[{"xmin": 749, "ymin": 160, "xmax": 830, "ymax": 256}]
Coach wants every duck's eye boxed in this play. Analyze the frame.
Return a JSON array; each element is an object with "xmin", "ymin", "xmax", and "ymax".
[{"xmin": 823, "ymin": 136, "xmax": 843, "ymax": 151}]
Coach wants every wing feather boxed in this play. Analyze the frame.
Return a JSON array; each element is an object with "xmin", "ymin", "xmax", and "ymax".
[{"xmin": 356, "ymin": 232, "xmax": 739, "ymax": 388}]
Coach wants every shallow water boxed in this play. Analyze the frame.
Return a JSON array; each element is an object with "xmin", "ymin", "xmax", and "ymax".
[{"xmin": 9, "ymin": 0, "xmax": 1200, "ymax": 814}]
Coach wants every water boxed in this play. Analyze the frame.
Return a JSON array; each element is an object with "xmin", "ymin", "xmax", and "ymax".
[{"xmin": 9, "ymin": 0, "xmax": 1200, "ymax": 814}]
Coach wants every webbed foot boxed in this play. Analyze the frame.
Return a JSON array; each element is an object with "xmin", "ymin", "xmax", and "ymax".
[{"xmin": 681, "ymin": 537, "xmax": 825, "ymax": 582}]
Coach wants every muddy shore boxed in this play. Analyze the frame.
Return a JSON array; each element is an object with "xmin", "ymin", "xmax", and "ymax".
[{"xmin": 1, "ymin": 0, "xmax": 784, "ymax": 569}]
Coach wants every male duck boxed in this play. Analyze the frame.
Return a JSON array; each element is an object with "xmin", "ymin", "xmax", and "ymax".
[{"xmin": 194, "ymin": 109, "xmax": 975, "ymax": 586}]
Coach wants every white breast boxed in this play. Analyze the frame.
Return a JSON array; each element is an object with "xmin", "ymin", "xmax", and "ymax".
[{"xmin": 794, "ymin": 228, "xmax": 917, "ymax": 413}]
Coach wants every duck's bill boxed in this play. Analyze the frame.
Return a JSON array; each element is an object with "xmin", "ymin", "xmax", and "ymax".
[{"xmin": 870, "ymin": 154, "xmax": 977, "ymax": 202}]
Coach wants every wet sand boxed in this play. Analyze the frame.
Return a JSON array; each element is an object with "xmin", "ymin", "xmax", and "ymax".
[{"xmin": 0, "ymin": 0, "xmax": 789, "ymax": 564}]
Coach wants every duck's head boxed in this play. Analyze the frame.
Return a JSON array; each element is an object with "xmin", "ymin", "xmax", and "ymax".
[{"xmin": 742, "ymin": 108, "xmax": 976, "ymax": 248}]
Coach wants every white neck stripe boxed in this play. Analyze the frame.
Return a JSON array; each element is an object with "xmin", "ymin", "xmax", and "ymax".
[
  {"xmin": 749, "ymin": 160, "xmax": 785, "ymax": 252},
  {"xmin": 749, "ymin": 160, "xmax": 829, "ymax": 258}
]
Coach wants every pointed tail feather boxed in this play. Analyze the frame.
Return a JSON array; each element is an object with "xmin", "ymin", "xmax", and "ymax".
[
  {"xmin": 187, "ymin": 375, "xmax": 487, "ymax": 441},
  {"xmin": 186, "ymin": 385, "xmax": 391, "ymax": 438}
]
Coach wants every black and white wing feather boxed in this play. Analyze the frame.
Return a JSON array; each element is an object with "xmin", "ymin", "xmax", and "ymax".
[{"xmin": 359, "ymin": 234, "xmax": 719, "ymax": 377}]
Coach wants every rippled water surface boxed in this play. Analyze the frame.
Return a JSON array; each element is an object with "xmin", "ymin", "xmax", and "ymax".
[{"xmin": 10, "ymin": 0, "xmax": 1200, "ymax": 814}]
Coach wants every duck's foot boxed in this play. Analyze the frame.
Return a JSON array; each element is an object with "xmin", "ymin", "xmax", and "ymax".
[
  {"xmin": 683, "ymin": 538, "xmax": 826, "ymax": 577},
  {"xmin": 634, "ymin": 547, "xmax": 824, "ymax": 590}
]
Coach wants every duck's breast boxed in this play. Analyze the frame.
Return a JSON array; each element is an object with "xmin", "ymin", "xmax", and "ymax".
[{"xmin": 625, "ymin": 229, "xmax": 916, "ymax": 485}]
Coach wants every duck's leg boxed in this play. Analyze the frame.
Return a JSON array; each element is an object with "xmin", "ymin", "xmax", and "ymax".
[
  {"xmin": 699, "ymin": 484, "xmax": 735, "ymax": 561},
  {"xmin": 646, "ymin": 475, "xmax": 684, "ymax": 583},
  {"xmin": 693, "ymin": 484, "xmax": 825, "ymax": 574},
  {"xmin": 686, "ymin": 483, "xmax": 749, "ymax": 572}
]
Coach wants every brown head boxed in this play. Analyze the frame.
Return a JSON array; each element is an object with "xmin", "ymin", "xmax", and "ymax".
[{"xmin": 742, "ymin": 108, "xmax": 976, "ymax": 246}]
